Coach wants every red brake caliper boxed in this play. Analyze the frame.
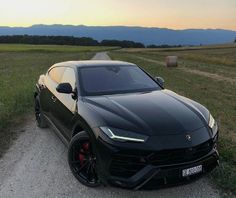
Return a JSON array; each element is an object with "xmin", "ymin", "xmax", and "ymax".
[{"xmin": 78, "ymin": 142, "xmax": 90, "ymax": 166}]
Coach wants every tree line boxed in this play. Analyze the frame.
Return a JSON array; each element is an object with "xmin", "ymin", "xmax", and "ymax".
[
  {"xmin": 147, "ymin": 44, "xmax": 182, "ymax": 48},
  {"xmin": 100, "ymin": 40, "xmax": 144, "ymax": 48},
  {"xmin": 0, "ymin": 35, "xmax": 99, "ymax": 46},
  {"xmin": 0, "ymin": 35, "xmax": 235, "ymax": 47},
  {"xmin": 0, "ymin": 35, "xmax": 145, "ymax": 48}
]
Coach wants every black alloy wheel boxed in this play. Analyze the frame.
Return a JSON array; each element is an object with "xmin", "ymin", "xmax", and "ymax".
[{"xmin": 68, "ymin": 131, "xmax": 100, "ymax": 187}]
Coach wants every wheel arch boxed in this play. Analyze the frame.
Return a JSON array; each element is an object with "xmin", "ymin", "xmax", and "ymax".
[
  {"xmin": 71, "ymin": 124, "xmax": 84, "ymax": 137},
  {"xmin": 71, "ymin": 116, "xmax": 96, "ymax": 140}
]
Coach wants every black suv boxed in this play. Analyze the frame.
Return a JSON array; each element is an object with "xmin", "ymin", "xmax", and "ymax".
[{"xmin": 34, "ymin": 60, "xmax": 219, "ymax": 189}]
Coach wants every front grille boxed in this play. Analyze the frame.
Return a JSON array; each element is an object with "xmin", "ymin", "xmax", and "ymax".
[
  {"xmin": 109, "ymin": 152, "xmax": 146, "ymax": 178},
  {"xmin": 148, "ymin": 140, "xmax": 213, "ymax": 165},
  {"xmin": 109, "ymin": 140, "xmax": 213, "ymax": 178}
]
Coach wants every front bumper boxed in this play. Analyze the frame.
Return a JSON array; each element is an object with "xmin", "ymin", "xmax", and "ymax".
[
  {"xmin": 109, "ymin": 149, "xmax": 219, "ymax": 189},
  {"xmin": 95, "ymin": 132, "xmax": 219, "ymax": 190}
]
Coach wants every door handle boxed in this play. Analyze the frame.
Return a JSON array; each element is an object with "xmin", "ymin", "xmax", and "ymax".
[{"xmin": 51, "ymin": 96, "xmax": 57, "ymax": 103}]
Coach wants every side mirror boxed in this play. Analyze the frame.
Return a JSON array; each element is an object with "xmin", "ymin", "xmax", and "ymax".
[
  {"xmin": 155, "ymin": 77, "xmax": 165, "ymax": 87},
  {"xmin": 56, "ymin": 83, "xmax": 73, "ymax": 94}
]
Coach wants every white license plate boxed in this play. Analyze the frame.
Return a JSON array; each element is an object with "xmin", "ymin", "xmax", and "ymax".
[{"xmin": 182, "ymin": 165, "xmax": 202, "ymax": 177}]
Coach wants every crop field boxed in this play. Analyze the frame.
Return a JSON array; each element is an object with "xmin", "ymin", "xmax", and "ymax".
[
  {"xmin": 0, "ymin": 44, "xmax": 118, "ymax": 155},
  {"xmin": 109, "ymin": 44, "xmax": 236, "ymax": 193}
]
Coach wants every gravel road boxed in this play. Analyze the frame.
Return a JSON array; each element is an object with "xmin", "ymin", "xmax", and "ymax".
[
  {"xmin": 92, "ymin": 52, "xmax": 111, "ymax": 60},
  {"xmin": 0, "ymin": 52, "xmax": 221, "ymax": 198}
]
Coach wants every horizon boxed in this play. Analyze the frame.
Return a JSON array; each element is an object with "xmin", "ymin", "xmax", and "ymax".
[
  {"xmin": 0, "ymin": 0, "xmax": 236, "ymax": 31},
  {"xmin": 2, "ymin": 24, "xmax": 236, "ymax": 32}
]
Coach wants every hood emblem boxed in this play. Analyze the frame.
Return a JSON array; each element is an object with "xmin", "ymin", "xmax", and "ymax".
[{"xmin": 186, "ymin": 134, "xmax": 192, "ymax": 141}]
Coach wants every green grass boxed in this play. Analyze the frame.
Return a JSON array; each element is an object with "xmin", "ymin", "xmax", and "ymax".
[
  {"xmin": 0, "ymin": 44, "xmax": 115, "ymax": 157},
  {"xmin": 0, "ymin": 44, "xmax": 120, "ymax": 52},
  {"xmin": 119, "ymin": 45, "xmax": 236, "ymax": 79},
  {"xmin": 109, "ymin": 46, "xmax": 236, "ymax": 194}
]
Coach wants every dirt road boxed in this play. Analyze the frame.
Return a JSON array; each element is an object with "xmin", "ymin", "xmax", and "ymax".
[
  {"xmin": 92, "ymin": 52, "xmax": 111, "ymax": 60},
  {"xmin": 0, "ymin": 52, "xmax": 221, "ymax": 198}
]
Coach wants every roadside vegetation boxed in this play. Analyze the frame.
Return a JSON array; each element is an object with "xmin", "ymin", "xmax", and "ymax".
[
  {"xmin": 0, "ymin": 44, "xmax": 116, "ymax": 157},
  {"xmin": 109, "ymin": 44, "xmax": 236, "ymax": 194}
]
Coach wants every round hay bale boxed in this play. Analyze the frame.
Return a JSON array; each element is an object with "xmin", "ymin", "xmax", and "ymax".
[{"xmin": 166, "ymin": 56, "xmax": 178, "ymax": 67}]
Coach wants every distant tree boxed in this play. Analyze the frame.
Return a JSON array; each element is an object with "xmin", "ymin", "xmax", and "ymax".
[
  {"xmin": 147, "ymin": 44, "xmax": 182, "ymax": 48},
  {"xmin": 147, "ymin": 44, "xmax": 158, "ymax": 48},
  {"xmin": 100, "ymin": 40, "xmax": 145, "ymax": 48}
]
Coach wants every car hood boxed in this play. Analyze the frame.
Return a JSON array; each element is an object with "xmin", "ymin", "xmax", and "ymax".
[{"xmin": 83, "ymin": 90, "xmax": 208, "ymax": 136}]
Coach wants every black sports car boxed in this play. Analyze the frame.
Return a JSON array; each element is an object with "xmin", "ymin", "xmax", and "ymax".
[{"xmin": 34, "ymin": 60, "xmax": 219, "ymax": 189}]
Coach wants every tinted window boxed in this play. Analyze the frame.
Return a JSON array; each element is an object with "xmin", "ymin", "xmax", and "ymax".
[
  {"xmin": 78, "ymin": 65, "xmax": 160, "ymax": 96},
  {"xmin": 61, "ymin": 68, "xmax": 76, "ymax": 89},
  {"xmin": 48, "ymin": 67, "xmax": 65, "ymax": 83}
]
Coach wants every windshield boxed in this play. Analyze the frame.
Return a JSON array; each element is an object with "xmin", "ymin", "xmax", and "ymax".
[{"xmin": 78, "ymin": 65, "xmax": 161, "ymax": 96}]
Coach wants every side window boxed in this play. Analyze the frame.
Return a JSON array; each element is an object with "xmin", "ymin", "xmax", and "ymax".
[
  {"xmin": 61, "ymin": 68, "xmax": 76, "ymax": 90},
  {"xmin": 48, "ymin": 67, "xmax": 65, "ymax": 83}
]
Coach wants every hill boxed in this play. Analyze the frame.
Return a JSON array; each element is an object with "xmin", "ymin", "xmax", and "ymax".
[{"xmin": 0, "ymin": 24, "xmax": 236, "ymax": 45}]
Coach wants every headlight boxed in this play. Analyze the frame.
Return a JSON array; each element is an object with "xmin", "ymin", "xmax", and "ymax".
[
  {"xmin": 208, "ymin": 114, "xmax": 218, "ymax": 137},
  {"xmin": 100, "ymin": 127, "xmax": 148, "ymax": 143},
  {"xmin": 209, "ymin": 114, "xmax": 215, "ymax": 128}
]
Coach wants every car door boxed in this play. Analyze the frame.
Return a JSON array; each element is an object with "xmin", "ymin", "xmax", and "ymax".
[
  {"xmin": 52, "ymin": 67, "xmax": 77, "ymax": 140},
  {"xmin": 38, "ymin": 74, "xmax": 52, "ymax": 118},
  {"xmin": 43, "ymin": 66, "xmax": 66, "ymax": 126}
]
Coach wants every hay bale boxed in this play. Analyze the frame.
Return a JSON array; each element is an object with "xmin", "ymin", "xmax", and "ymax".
[{"xmin": 166, "ymin": 56, "xmax": 178, "ymax": 67}]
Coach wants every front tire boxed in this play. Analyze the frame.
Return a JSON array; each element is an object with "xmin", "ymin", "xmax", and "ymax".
[{"xmin": 68, "ymin": 131, "xmax": 100, "ymax": 187}]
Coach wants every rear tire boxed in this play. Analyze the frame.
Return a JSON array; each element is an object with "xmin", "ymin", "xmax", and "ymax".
[
  {"xmin": 35, "ymin": 96, "xmax": 48, "ymax": 128},
  {"xmin": 68, "ymin": 131, "xmax": 100, "ymax": 187}
]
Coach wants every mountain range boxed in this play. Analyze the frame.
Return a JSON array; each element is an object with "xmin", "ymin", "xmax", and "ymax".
[{"xmin": 0, "ymin": 24, "xmax": 236, "ymax": 45}]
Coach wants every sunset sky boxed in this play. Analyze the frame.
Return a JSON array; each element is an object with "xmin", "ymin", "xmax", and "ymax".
[{"xmin": 0, "ymin": 0, "xmax": 236, "ymax": 30}]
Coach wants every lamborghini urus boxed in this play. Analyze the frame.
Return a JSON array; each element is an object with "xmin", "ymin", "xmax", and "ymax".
[{"xmin": 34, "ymin": 60, "xmax": 219, "ymax": 189}]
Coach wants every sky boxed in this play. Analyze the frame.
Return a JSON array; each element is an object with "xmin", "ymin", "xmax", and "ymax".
[{"xmin": 0, "ymin": 0, "xmax": 236, "ymax": 30}]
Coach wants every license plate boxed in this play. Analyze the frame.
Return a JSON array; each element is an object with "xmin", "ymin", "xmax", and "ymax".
[{"xmin": 182, "ymin": 165, "xmax": 202, "ymax": 177}]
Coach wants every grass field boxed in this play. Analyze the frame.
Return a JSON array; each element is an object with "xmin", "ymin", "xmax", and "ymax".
[
  {"xmin": 0, "ymin": 44, "xmax": 118, "ymax": 157},
  {"xmin": 0, "ymin": 44, "xmax": 120, "ymax": 53},
  {"xmin": 109, "ymin": 44, "xmax": 236, "ymax": 194}
]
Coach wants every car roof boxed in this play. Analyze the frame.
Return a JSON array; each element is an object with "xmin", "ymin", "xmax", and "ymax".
[{"xmin": 52, "ymin": 60, "xmax": 136, "ymax": 69}]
